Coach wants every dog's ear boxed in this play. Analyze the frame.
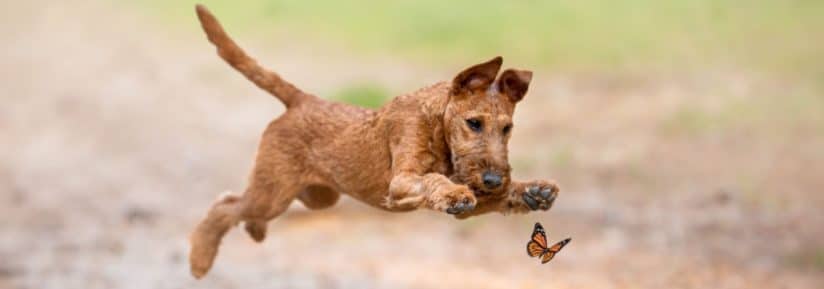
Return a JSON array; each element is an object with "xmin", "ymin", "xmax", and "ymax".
[
  {"xmin": 451, "ymin": 56, "xmax": 503, "ymax": 95},
  {"xmin": 497, "ymin": 69, "xmax": 532, "ymax": 103}
]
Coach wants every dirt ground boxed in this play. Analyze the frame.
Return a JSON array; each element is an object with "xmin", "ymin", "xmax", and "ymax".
[{"xmin": 2, "ymin": 1, "xmax": 823, "ymax": 289}]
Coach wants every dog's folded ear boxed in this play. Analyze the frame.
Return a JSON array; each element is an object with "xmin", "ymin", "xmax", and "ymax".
[
  {"xmin": 451, "ymin": 56, "xmax": 503, "ymax": 95},
  {"xmin": 497, "ymin": 69, "xmax": 532, "ymax": 103}
]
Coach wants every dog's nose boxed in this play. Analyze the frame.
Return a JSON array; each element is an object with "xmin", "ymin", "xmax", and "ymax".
[{"xmin": 482, "ymin": 171, "xmax": 502, "ymax": 189}]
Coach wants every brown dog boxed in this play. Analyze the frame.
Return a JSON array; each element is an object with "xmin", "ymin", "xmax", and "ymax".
[{"xmin": 189, "ymin": 4, "xmax": 560, "ymax": 278}]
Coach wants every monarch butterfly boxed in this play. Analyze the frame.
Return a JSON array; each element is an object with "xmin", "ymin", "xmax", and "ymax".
[{"xmin": 526, "ymin": 222, "xmax": 571, "ymax": 264}]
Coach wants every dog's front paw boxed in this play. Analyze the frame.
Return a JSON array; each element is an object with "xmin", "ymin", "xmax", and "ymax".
[
  {"xmin": 428, "ymin": 184, "xmax": 477, "ymax": 215},
  {"xmin": 514, "ymin": 180, "xmax": 559, "ymax": 211}
]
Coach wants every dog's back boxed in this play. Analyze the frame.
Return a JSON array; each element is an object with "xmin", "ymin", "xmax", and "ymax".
[{"xmin": 197, "ymin": 4, "xmax": 388, "ymax": 186}]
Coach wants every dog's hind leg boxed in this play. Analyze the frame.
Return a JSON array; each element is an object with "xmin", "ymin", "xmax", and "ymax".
[
  {"xmin": 245, "ymin": 185, "xmax": 336, "ymax": 241},
  {"xmin": 242, "ymin": 200, "xmax": 293, "ymax": 243},
  {"xmin": 190, "ymin": 184, "xmax": 299, "ymax": 278},
  {"xmin": 190, "ymin": 147, "xmax": 302, "ymax": 277},
  {"xmin": 241, "ymin": 186, "xmax": 300, "ymax": 243},
  {"xmin": 240, "ymin": 160, "xmax": 302, "ymax": 239},
  {"xmin": 245, "ymin": 184, "xmax": 335, "ymax": 242},
  {"xmin": 243, "ymin": 220, "xmax": 268, "ymax": 242},
  {"xmin": 189, "ymin": 192, "xmax": 245, "ymax": 279}
]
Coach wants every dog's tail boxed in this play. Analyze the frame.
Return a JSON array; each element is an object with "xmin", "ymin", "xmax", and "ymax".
[{"xmin": 195, "ymin": 4, "xmax": 309, "ymax": 108}]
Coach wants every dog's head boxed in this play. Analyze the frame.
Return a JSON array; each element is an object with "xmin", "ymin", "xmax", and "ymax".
[{"xmin": 443, "ymin": 56, "xmax": 532, "ymax": 196}]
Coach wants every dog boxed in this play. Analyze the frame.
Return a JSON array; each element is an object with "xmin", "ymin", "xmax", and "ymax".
[{"xmin": 189, "ymin": 4, "xmax": 560, "ymax": 278}]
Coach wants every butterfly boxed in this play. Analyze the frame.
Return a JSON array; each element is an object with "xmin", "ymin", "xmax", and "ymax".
[{"xmin": 526, "ymin": 222, "xmax": 571, "ymax": 264}]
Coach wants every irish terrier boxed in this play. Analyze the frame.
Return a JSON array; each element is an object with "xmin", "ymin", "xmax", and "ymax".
[{"xmin": 190, "ymin": 4, "xmax": 560, "ymax": 278}]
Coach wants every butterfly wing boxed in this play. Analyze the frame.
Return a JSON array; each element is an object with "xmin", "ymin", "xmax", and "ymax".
[
  {"xmin": 540, "ymin": 238, "xmax": 571, "ymax": 264},
  {"xmin": 526, "ymin": 222, "xmax": 548, "ymax": 258},
  {"xmin": 531, "ymin": 223, "xmax": 548, "ymax": 248},
  {"xmin": 540, "ymin": 251, "xmax": 556, "ymax": 264},
  {"xmin": 526, "ymin": 240, "xmax": 546, "ymax": 257}
]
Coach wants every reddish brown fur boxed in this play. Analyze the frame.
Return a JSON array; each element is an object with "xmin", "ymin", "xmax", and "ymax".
[{"xmin": 189, "ymin": 4, "xmax": 560, "ymax": 278}]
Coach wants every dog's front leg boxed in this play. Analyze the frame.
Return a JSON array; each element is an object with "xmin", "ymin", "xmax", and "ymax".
[
  {"xmin": 453, "ymin": 179, "xmax": 559, "ymax": 219},
  {"xmin": 504, "ymin": 179, "xmax": 559, "ymax": 213},
  {"xmin": 385, "ymin": 172, "xmax": 477, "ymax": 215}
]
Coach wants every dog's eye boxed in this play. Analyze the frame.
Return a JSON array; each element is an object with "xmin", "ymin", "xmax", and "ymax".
[
  {"xmin": 502, "ymin": 124, "xmax": 512, "ymax": 134},
  {"xmin": 465, "ymin": 118, "xmax": 483, "ymax": 132}
]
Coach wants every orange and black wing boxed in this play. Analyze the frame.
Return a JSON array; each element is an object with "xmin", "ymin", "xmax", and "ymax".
[
  {"xmin": 527, "ymin": 240, "xmax": 545, "ymax": 257},
  {"xmin": 540, "ymin": 238, "xmax": 571, "ymax": 264},
  {"xmin": 531, "ymin": 223, "xmax": 548, "ymax": 248},
  {"xmin": 526, "ymin": 222, "xmax": 548, "ymax": 257}
]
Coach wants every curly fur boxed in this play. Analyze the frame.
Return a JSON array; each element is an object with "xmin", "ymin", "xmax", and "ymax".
[{"xmin": 189, "ymin": 4, "xmax": 560, "ymax": 279}]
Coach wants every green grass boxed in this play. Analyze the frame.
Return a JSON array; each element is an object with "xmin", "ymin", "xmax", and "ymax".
[
  {"xmin": 134, "ymin": 0, "xmax": 823, "ymax": 76},
  {"xmin": 331, "ymin": 83, "xmax": 390, "ymax": 108},
  {"xmin": 660, "ymin": 92, "xmax": 824, "ymax": 137}
]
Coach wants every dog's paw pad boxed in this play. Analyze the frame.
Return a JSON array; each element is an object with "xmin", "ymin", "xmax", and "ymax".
[
  {"xmin": 523, "ymin": 193, "xmax": 540, "ymax": 210},
  {"xmin": 446, "ymin": 197, "xmax": 476, "ymax": 215},
  {"xmin": 523, "ymin": 183, "xmax": 558, "ymax": 211}
]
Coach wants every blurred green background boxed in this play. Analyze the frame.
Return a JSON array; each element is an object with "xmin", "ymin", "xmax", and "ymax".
[
  {"xmin": 132, "ymin": 0, "xmax": 824, "ymax": 113},
  {"xmin": 138, "ymin": 0, "xmax": 823, "ymax": 75}
]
